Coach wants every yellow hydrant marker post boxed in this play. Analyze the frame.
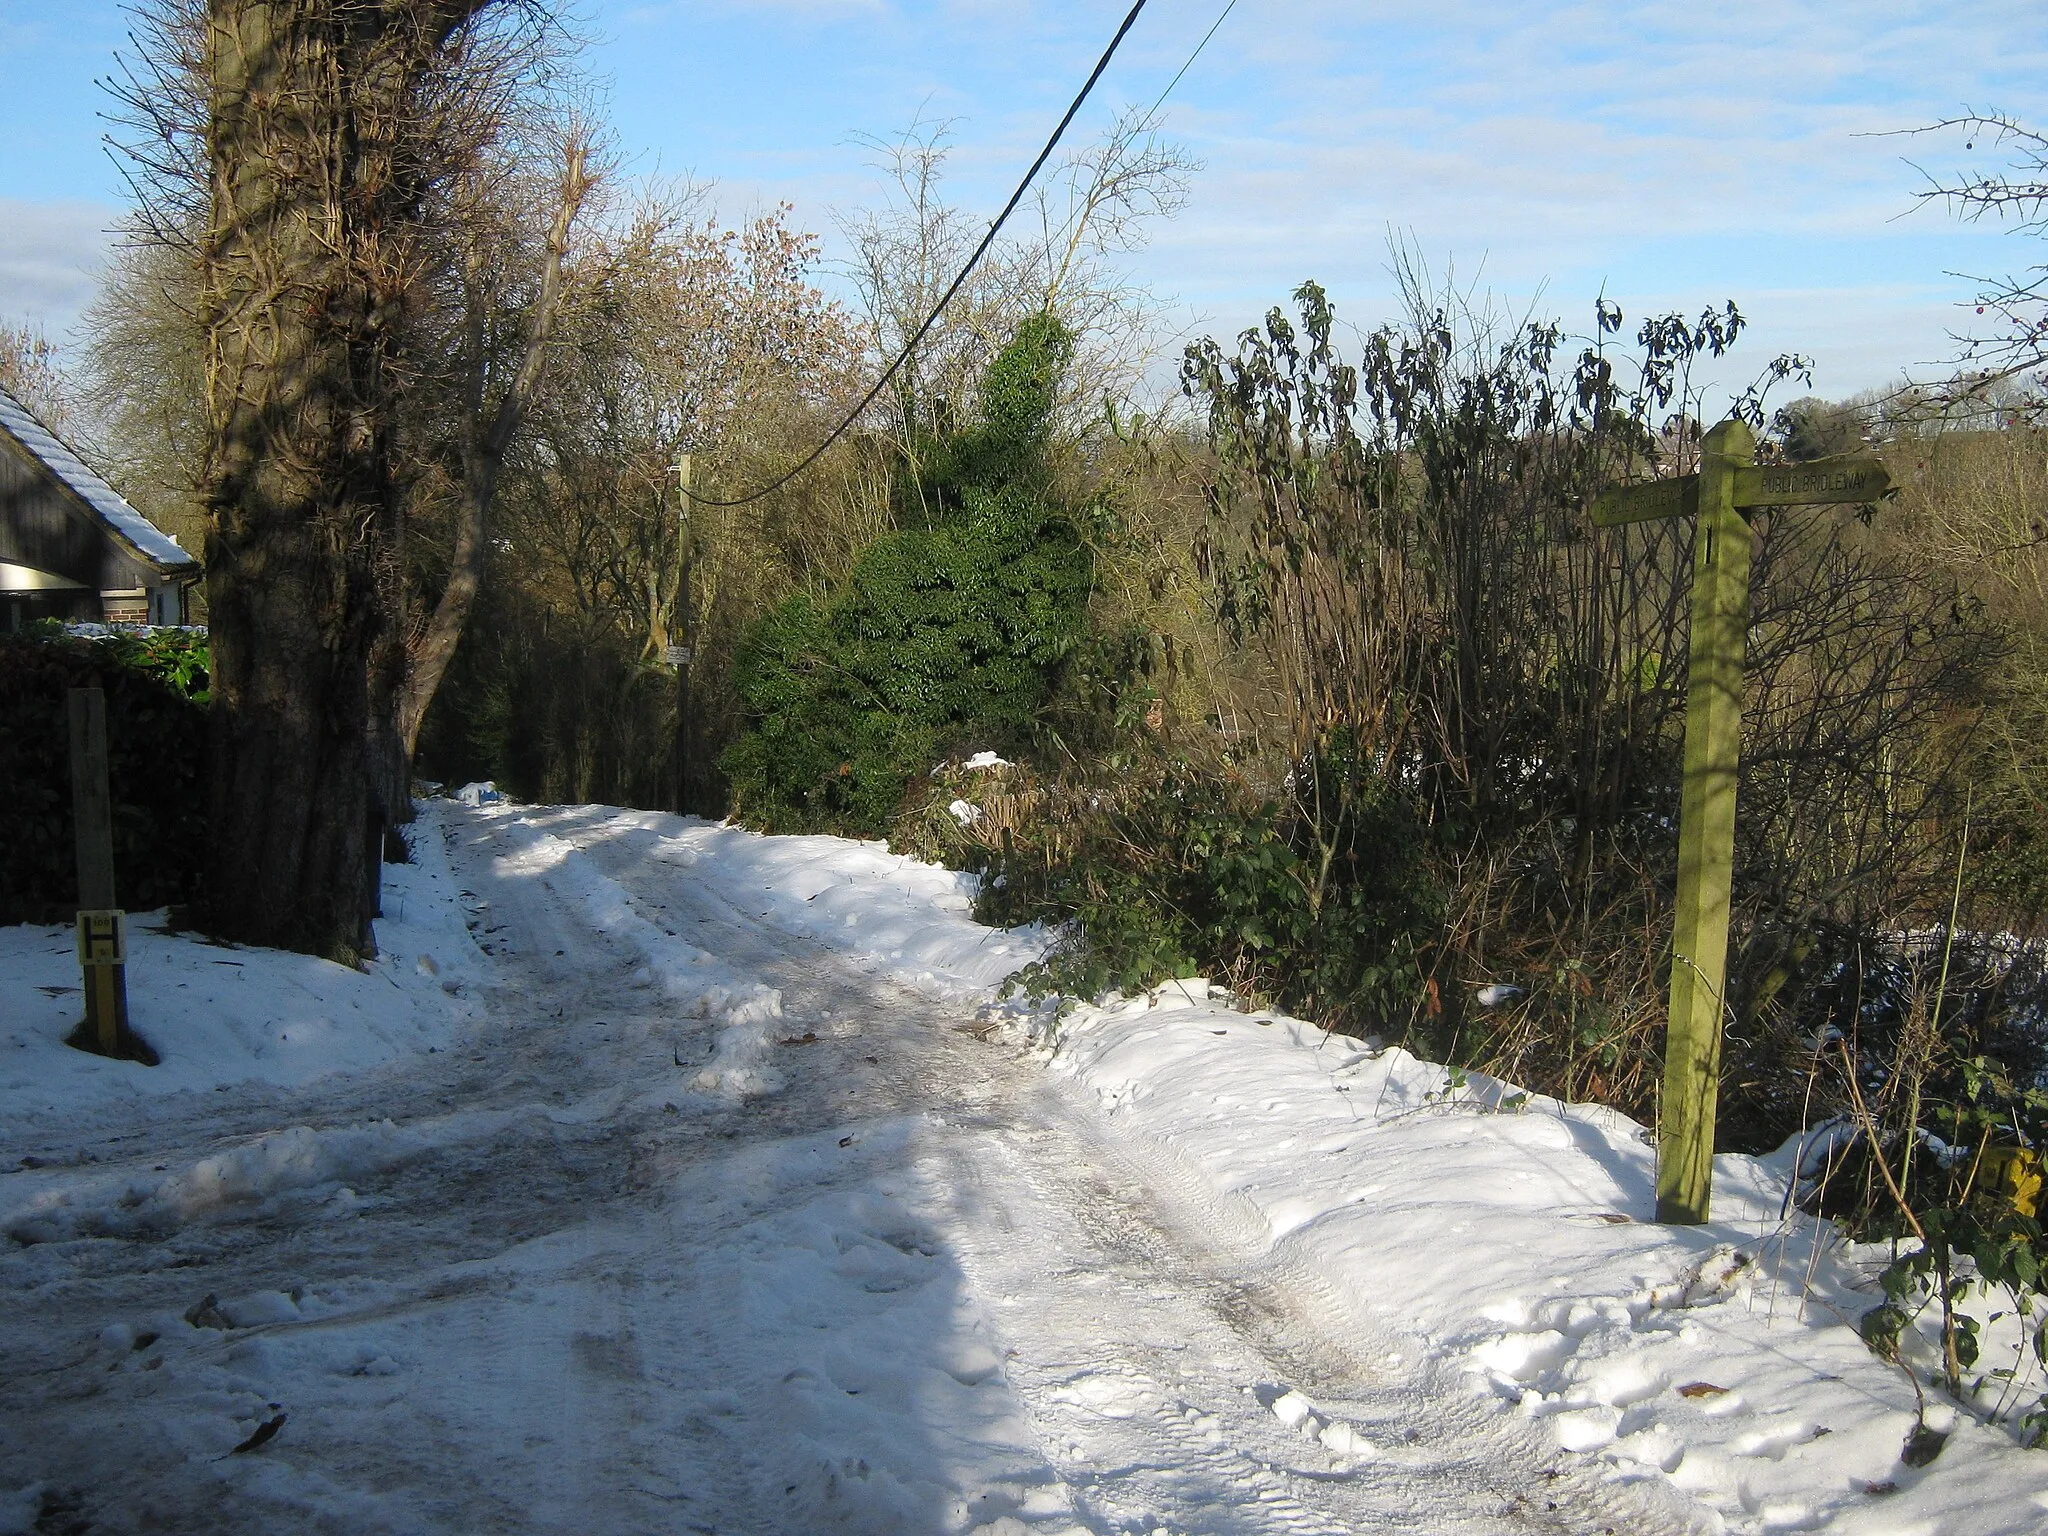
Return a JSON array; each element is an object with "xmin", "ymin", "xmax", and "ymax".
[
  {"xmin": 67, "ymin": 686, "xmax": 131, "ymax": 1056},
  {"xmin": 75, "ymin": 908, "xmax": 128, "ymax": 1052},
  {"xmin": 1592, "ymin": 423, "xmax": 1893, "ymax": 1224}
]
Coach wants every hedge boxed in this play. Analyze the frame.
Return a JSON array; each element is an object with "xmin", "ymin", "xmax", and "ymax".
[{"xmin": 0, "ymin": 627, "xmax": 210, "ymax": 924}]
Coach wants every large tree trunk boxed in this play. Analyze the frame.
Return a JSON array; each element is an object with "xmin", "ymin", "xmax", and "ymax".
[{"xmin": 201, "ymin": 0, "xmax": 487, "ymax": 961}]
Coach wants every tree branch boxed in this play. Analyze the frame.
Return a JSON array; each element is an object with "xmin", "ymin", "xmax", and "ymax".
[{"xmin": 399, "ymin": 133, "xmax": 593, "ymax": 752}]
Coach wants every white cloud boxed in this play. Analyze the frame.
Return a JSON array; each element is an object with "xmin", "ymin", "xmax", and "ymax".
[
  {"xmin": 1074, "ymin": 0, "xmax": 2045, "ymax": 394},
  {"xmin": 575, "ymin": 0, "xmax": 2048, "ymax": 396},
  {"xmin": 4, "ymin": 0, "xmax": 2040, "ymax": 401},
  {"xmin": 0, "ymin": 199, "xmax": 116, "ymax": 339}
]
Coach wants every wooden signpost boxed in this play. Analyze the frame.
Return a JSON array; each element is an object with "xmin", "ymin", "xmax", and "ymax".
[
  {"xmin": 68, "ymin": 687, "xmax": 132, "ymax": 1056},
  {"xmin": 1593, "ymin": 421, "xmax": 1894, "ymax": 1224}
]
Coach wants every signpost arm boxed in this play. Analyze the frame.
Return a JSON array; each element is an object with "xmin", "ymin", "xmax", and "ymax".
[{"xmin": 1658, "ymin": 419, "xmax": 1757, "ymax": 1224}]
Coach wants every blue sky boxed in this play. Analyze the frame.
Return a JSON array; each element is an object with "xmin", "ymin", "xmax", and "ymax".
[{"xmin": 2, "ymin": 0, "xmax": 2044, "ymax": 406}]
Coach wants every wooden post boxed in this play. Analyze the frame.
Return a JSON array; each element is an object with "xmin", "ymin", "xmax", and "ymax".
[
  {"xmin": 1658, "ymin": 419, "xmax": 1756, "ymax": 1224},
  {"xmin": 1593, "ymin": 428, "xmax": 1892, "ymax": 1224},
  {"xmin": 68, "ymin": 687, "xmax": 129, "ymax": 1055},
  {"xmin": 671, "ymin": 454, "xmax": 694, "ymax": 816}
]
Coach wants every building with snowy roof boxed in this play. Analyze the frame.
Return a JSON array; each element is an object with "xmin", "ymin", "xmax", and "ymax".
[{"xmin": 0, "ymin": 385, "xmax": 201, "ymax": 629}]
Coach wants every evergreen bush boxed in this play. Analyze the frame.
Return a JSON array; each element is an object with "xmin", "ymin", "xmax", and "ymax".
[{"xmin": 723, "ymin": 314, "xmax": 1092, "ymax": 833}]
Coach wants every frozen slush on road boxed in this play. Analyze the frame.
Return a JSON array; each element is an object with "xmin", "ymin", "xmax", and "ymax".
[{"xmin": 1, "ymin": 798, "xmax": 2044, "ymax": 1534}]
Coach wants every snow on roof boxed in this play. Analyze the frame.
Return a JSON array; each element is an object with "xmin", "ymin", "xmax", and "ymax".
[{"xmin": 0, "ymin": 385, "xmax": 199, "ymax": 574}]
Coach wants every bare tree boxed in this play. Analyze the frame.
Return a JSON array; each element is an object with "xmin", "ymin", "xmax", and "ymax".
[
  {"xmin": 839, "ymin": 118, "xmax": 1001, "ymax": 462},
  {"xmin": 509, "ymin": 193, "xmax": 864, "ymax": 650},
  {"xmin": 0, "ymin": 320, "xmax": 75, "ymax": 431},
  {"xmin": 395, "ymin": 125, "xmax": 594, "ymax": 754},
  {"xmin": 838, "ymin": 110, "xmax": 1195, "ymax": 487},
  {"xmin": 1018, "ymin": 104, "xmax": 1194, "ymax": 400},
  {"xmin": 478, "ymin": 193, "xmax": 867, "ymax": 808},
  {"xmin": 78, "ymin": 238, "xmax": 213, "ymax": 557},
  {"xmin": 198, "ymin": 0, "xmax": 496, "ymax": 957},
  {"xmin": 1909, "ymin": 113, "xmax": 2048, "ymax": 415},
  {"xmin": 92, "ymin": 0, "xmax": 579, "ymax": 958}
]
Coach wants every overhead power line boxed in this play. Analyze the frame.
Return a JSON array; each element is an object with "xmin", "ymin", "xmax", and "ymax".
[
  {"xmin": 1024, "ymin": 0, "xmax": 1238, "ymax": 315},
  {"xmin": 1145, "ymin": 0, "xmax": 1237, "ymax": 121},
  {"xmin": 682, "ymin": 0, "xmax": 1151, "ymax": 509}
]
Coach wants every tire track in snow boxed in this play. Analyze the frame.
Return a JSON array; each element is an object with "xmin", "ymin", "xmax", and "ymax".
[
  {"xmin": 935, "ymin": 1126, "xmax": 1359, "ymax": 1536},
  {"xmin": 936, "ymin": 1098, "xmax": 1684, "ymax": 1536},
  {"xmin": 544, "ymin": 810, "xmax": 1372, "ymax": 1533},
  {"xmin": 1021, "ymin": 1079, "xmax": 1694, "ymax": 1536},
  {"xmin": 0, "ymin": 810, "xmax": 779, "ymax": 1535}
]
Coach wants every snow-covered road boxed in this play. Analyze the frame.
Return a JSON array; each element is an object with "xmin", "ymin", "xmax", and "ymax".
[
  {"xmin": 2, "ymin": 802, "xmax": 1668, "ymax": 1535},
  {"xmin": 7, "ymin": 800, "xmax": 2047, "ymax": 1535}
]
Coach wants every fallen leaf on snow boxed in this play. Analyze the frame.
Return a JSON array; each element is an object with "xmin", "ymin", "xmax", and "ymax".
[
  {"xmin": 227, "ymin": 1413, "xmax": 286, "ymax": 1456},
  {"xmin": 184, "ymin": 1294, "xmax": 232, "ymax": 1331},
  {"xmin": 1901, "ymin": 1422, "xmax": 1948, "ymax": 1468}
]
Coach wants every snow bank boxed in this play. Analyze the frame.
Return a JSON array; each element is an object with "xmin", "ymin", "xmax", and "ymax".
[
  {"xmin": 1041, "ymin": 982, "xmax": 2048, "ymax": 1535},
  {"xmin": 0, "ymin": 1096, "xmax": 540, "ymax": 1249},
  {"xmin": 518, "ymin": 805, "xmax": 1047, "ymax": 1001},
  {"xmin": 678, "ymin": 829, "xmax": 1040, "ymax": 1000},
  {"xmin": 4, "ymin": 1119, "xmax": 420, "ymax": 1245},
  {"xmin": 0, "ymin": 805, "xmax": 482, "ymax": 1120},
  {"xmin": 661, "ymin": 815, "xmax": 1047, "ymax": 1000}
]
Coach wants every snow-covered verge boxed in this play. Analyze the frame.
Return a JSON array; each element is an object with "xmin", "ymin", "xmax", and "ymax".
[
  {"xmin": 0, "ymin": 804, "xmax": 483, "ymax": 1121},
  {"xmin": 507, "ymin": 801, "xmax": 1047, "ymax": 1000},
  {"xmin": 1034, "ymin": 983, "xmax": 2048, "ymax": 1535},
  {"xmin": 2, "ymin": 1108, "xmax": 521, "ymax": 1248}
]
